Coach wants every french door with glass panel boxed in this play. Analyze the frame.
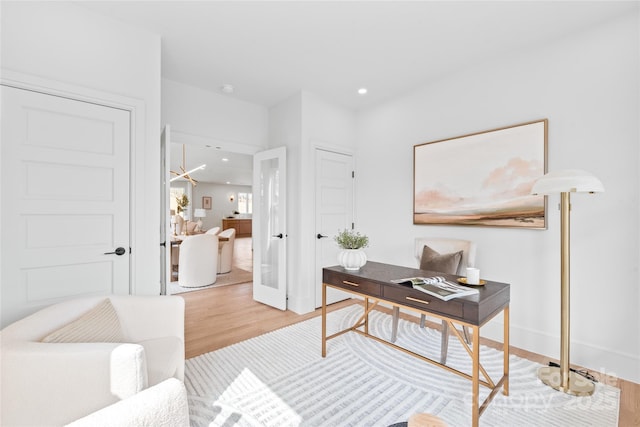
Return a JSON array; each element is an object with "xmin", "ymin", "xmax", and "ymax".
[{"xmin": 252, "ymin": 147, "xmax": 287, "ymax": 310}]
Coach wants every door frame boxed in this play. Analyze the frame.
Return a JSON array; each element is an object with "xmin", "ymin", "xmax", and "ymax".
[
  {"xmin": 160, "ymin": 126, "xmax": 171, "ymax": 295},
  {"xmin": 1, "ymin": 70, "xmax": 146, "ymax": 293}
]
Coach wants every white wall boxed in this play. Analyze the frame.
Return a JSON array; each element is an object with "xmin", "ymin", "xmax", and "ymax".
[
  {"xmin": 355, "ymin": 13, "xmax": 639, "ymax": 383},
  {"xmin": 269, "ymin": 93, "xmax": 304, "ymax": 308},
  {"xmin": 269, "ymin": 91, "xmax": 356, "ymax": 313},
  {"xmin": 192, "ymin": 182, "xmax": 252, "ymax": 231},
  {"xmin": 1, "ymin": 1, "xmax": 162, "ymax": 296},
  {"xmin": 162, "ymin": 78, "xmax": 268, "ymax": 153}
]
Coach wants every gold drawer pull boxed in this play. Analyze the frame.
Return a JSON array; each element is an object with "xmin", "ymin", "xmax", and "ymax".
[
  {"xmin": 406, "ymin": 296, "xmax": 430, "ymax": 305},
  {"xmin": 342, "ymin": 280, "xmax": 360, "ymax": 287}
]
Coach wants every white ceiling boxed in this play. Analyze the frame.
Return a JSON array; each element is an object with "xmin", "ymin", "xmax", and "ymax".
[
  {"xmin": 170, "ymin": 143, "xmax": 253, "ymax": 186},
  {"xmin": 79, "ymin": 1, "xmax": 634, "ymax": 110},
  {"xmin": 77, "ymin": 1, "xmax": 635, "ymax": 184}
]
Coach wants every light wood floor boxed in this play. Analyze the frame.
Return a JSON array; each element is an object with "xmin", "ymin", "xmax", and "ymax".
[{"xmin": 180, "ymin": 239, "xmax": 639, "ymax": 426}]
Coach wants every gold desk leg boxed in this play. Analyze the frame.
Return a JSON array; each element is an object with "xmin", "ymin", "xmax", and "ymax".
[
  {"xmin": 472, "ymin": 325, "xmax": 480, "ymax": 427},
  {"xmin": 322, "ymin": 283, "xmax": 327, "ymax": 357},
  {"xmin": 364, "ymin": 297, "xmax": 369, "ymax": 335},
  {"xmin": 504, "ymin": 305, "xmax": 510, "ymax": 396}
]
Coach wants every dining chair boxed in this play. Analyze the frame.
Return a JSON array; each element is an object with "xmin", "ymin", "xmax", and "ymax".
[
  {"xmin": 178, "ymin": 234, "xmax": 218, "ymax": 288},
  {"xmin": 390, "ymin": 237, "xmax": 477, "ymax": 364},
  {"xmin": 206, "ymin": 226, "xmax": 220, "ymax": 235},
  {"xmin": 217, "ymin": 228, "xmax": 236, "ymax": 273}
]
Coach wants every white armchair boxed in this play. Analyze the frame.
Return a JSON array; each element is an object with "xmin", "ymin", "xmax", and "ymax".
[
  {"xmin": 206, "ymin": 226, "xmax": 220, "ymax": 235},
  {"xmin": 0, "ymin": 295, "xmax": 185, "ymax": 426},
  {"xmin": 67, "ymin": 378, "xmax": 189, "ymax": 427},
  {"xmin": 217, "ymin": 227, "xmax": 236, "ymax": 274},
  {"xmin": 178, "ymin": 234, "xmax": 219, "ymax": 287}
]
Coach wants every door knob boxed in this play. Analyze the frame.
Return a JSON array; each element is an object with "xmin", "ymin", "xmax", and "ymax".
[
  {"xmin": 104, "ymin": 247, "xmax": 126, "ymax": 256},
  {"xmin": 272, "ymin": 233, "xmax": 284, "ymax": 239},
  {"xmin": 317, "ymin": 233, "xmax": 328, "ymax": 239}
]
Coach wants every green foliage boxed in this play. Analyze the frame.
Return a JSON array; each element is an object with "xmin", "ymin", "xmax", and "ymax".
[
  {"xmin": 334, "ymin": 229, "xmax": 369, "ymax": 249},
  {"xmin": 176, "ymin": 194, "xmax": 189, "ymax": 213}
]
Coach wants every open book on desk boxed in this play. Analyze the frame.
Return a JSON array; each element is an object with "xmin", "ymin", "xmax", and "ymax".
[{"xmin": 390, "ymin": 276, "xmax": 479, "ymax": 301}]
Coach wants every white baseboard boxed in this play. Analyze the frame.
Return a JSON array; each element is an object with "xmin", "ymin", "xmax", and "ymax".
[{"xmin": 382, "ymin": 304, "xmax": 640, "ymax": 384}]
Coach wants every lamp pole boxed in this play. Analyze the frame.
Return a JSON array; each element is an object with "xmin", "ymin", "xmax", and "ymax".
[{"xmin": 537, "ymin": 191, "xmax": 595, "ymax": 396}]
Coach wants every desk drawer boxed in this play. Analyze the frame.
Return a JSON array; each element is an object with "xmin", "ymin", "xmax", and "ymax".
[
  {"xmin": 383, "ymin": 286, "xmax": 463, "ymax": 318},
  {"xmin": 323, "ymin": 270, "xmax": 382, "ymax": 297}
]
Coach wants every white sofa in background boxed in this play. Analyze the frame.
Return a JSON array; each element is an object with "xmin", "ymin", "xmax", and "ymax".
[{"xmin": 0, "ymin": 295, "xmax": 185, "ymax": 426}]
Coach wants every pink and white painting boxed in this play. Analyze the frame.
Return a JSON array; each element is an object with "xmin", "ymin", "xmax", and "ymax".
[{"xmin": 414, "ymin": 119, "xmax": 547, "ymax": 229}]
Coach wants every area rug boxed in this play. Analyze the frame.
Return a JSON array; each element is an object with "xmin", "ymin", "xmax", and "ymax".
[
  {"xmin": 168, "ymin": 268, "xmax": 252, "ymax": 295},
  {"xmin": 185, "ymin": 306, "xmax": 620, "ymax": 426}
]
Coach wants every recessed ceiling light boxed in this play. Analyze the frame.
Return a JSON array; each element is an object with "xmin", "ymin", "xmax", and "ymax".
[
  {"xmin": 226, "ymin": 181, "xmax": 231, "ymax": 185},
  {"xmin": 221, "ymin": 84, "xmax": 234, "ymax": 94},
  {"xmin": 222, "ymin": 158, "xmax": 229, "ymax": 162},
  {"xmin": 357, "ymin": 88, "xmax": 368, "ymax": 95}
]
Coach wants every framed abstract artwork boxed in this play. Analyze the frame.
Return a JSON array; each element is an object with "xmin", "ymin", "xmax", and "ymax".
[
  {"xmin": 414, "ymin": 119, "xmax": 548, "ymax": 229},
  {"xmin": 202, "ymin": 196, "xmax": 212, "ymax": 210}
]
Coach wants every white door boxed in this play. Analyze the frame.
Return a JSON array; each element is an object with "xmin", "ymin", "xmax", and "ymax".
[
  {"xmin": 252, "ymin": 147, "xmax": 287, "ymax": 310},
  {"xmin": 160, "ymin": 125, "xmax": 171, "ymax": 295},
  {"xmin": 315, "ymin": 149, "xmax": 354, "ymax": 307},
  {"xmin": 0, "ymin": 85, "xmax": 131, "ymax": 327}
]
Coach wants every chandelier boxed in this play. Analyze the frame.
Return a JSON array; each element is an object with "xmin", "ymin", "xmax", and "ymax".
[{"xmin": 170, "ymin": 144, "xmax": 206, "ymax": 186}]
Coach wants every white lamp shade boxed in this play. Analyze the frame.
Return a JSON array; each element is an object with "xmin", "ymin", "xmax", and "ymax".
[
  {"xmin": 531, "ymin": 169, "xmax": 604, "ymax": 195},
  {"xmin": 194, "ymin": 208, "xmax": 206, "ymax": 218}
]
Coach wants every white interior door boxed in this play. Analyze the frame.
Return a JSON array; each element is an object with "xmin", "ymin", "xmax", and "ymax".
[
  {"xmin": 0, "ymin": 85, "xmax": 131, "ymax": 327},
  {"xmin": 315, "ymin": 149, "xmax": 354, "ymax": 307},
  {"xmin": 252, "ymin": 147, "xmax": 287, "ymax": 310},
  {"xmin": 160, "ymin": 125, "xmax": 171, "ymax": 295}
]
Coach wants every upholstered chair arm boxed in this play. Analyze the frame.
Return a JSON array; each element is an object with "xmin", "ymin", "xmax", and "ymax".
[
  {"xmin": 1, "ymin": 342, "xmax": 147, "ymax": 426},
  {"xmin": 66, "ymin": 378, "xmax": 190, "ymax": 427},
  {"xmin": 110, "ymin": 295, "xmax": 185, "ymax": 381}
]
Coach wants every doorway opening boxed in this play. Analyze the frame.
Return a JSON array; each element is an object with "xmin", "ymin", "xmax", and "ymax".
[{"xmin": 166, "ymin": 141, "xmax": 254, "ymax": 295}]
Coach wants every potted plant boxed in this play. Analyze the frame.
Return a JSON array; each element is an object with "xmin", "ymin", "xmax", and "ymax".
[
  {"xmin": 176, "ymin": 194, "xmax": 189, "ymax": 215},
  {"xmin": 334, "ymin": 229, "xmax": 369, "ymax": 270}
]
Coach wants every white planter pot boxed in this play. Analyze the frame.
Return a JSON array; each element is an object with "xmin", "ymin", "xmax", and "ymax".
[{"xmin": 338, "ymin": 249, "xmax": 367, "ymax": 271}]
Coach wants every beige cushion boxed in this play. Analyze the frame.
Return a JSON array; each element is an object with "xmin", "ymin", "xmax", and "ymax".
[
  {"xmin": 186, "ymin": 221, "xmax": 198, "ymax": 233},
  {"xmin": 419, "ymin": 245, "xmax": 462, "ymax": 274},
  {"xmin": 41, "ymin": 299, "xmax": 125, "ymax": 343}
]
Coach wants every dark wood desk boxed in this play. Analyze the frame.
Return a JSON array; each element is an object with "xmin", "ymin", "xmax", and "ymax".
[{"xmin": 322, "ymin": 261, "xmax": 510, "ymax": 427}]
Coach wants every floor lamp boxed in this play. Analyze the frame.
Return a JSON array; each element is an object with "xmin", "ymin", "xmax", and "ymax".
[{"xmin": 531, "ymin": 169, "xmax": 604, "ymax": 396}]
